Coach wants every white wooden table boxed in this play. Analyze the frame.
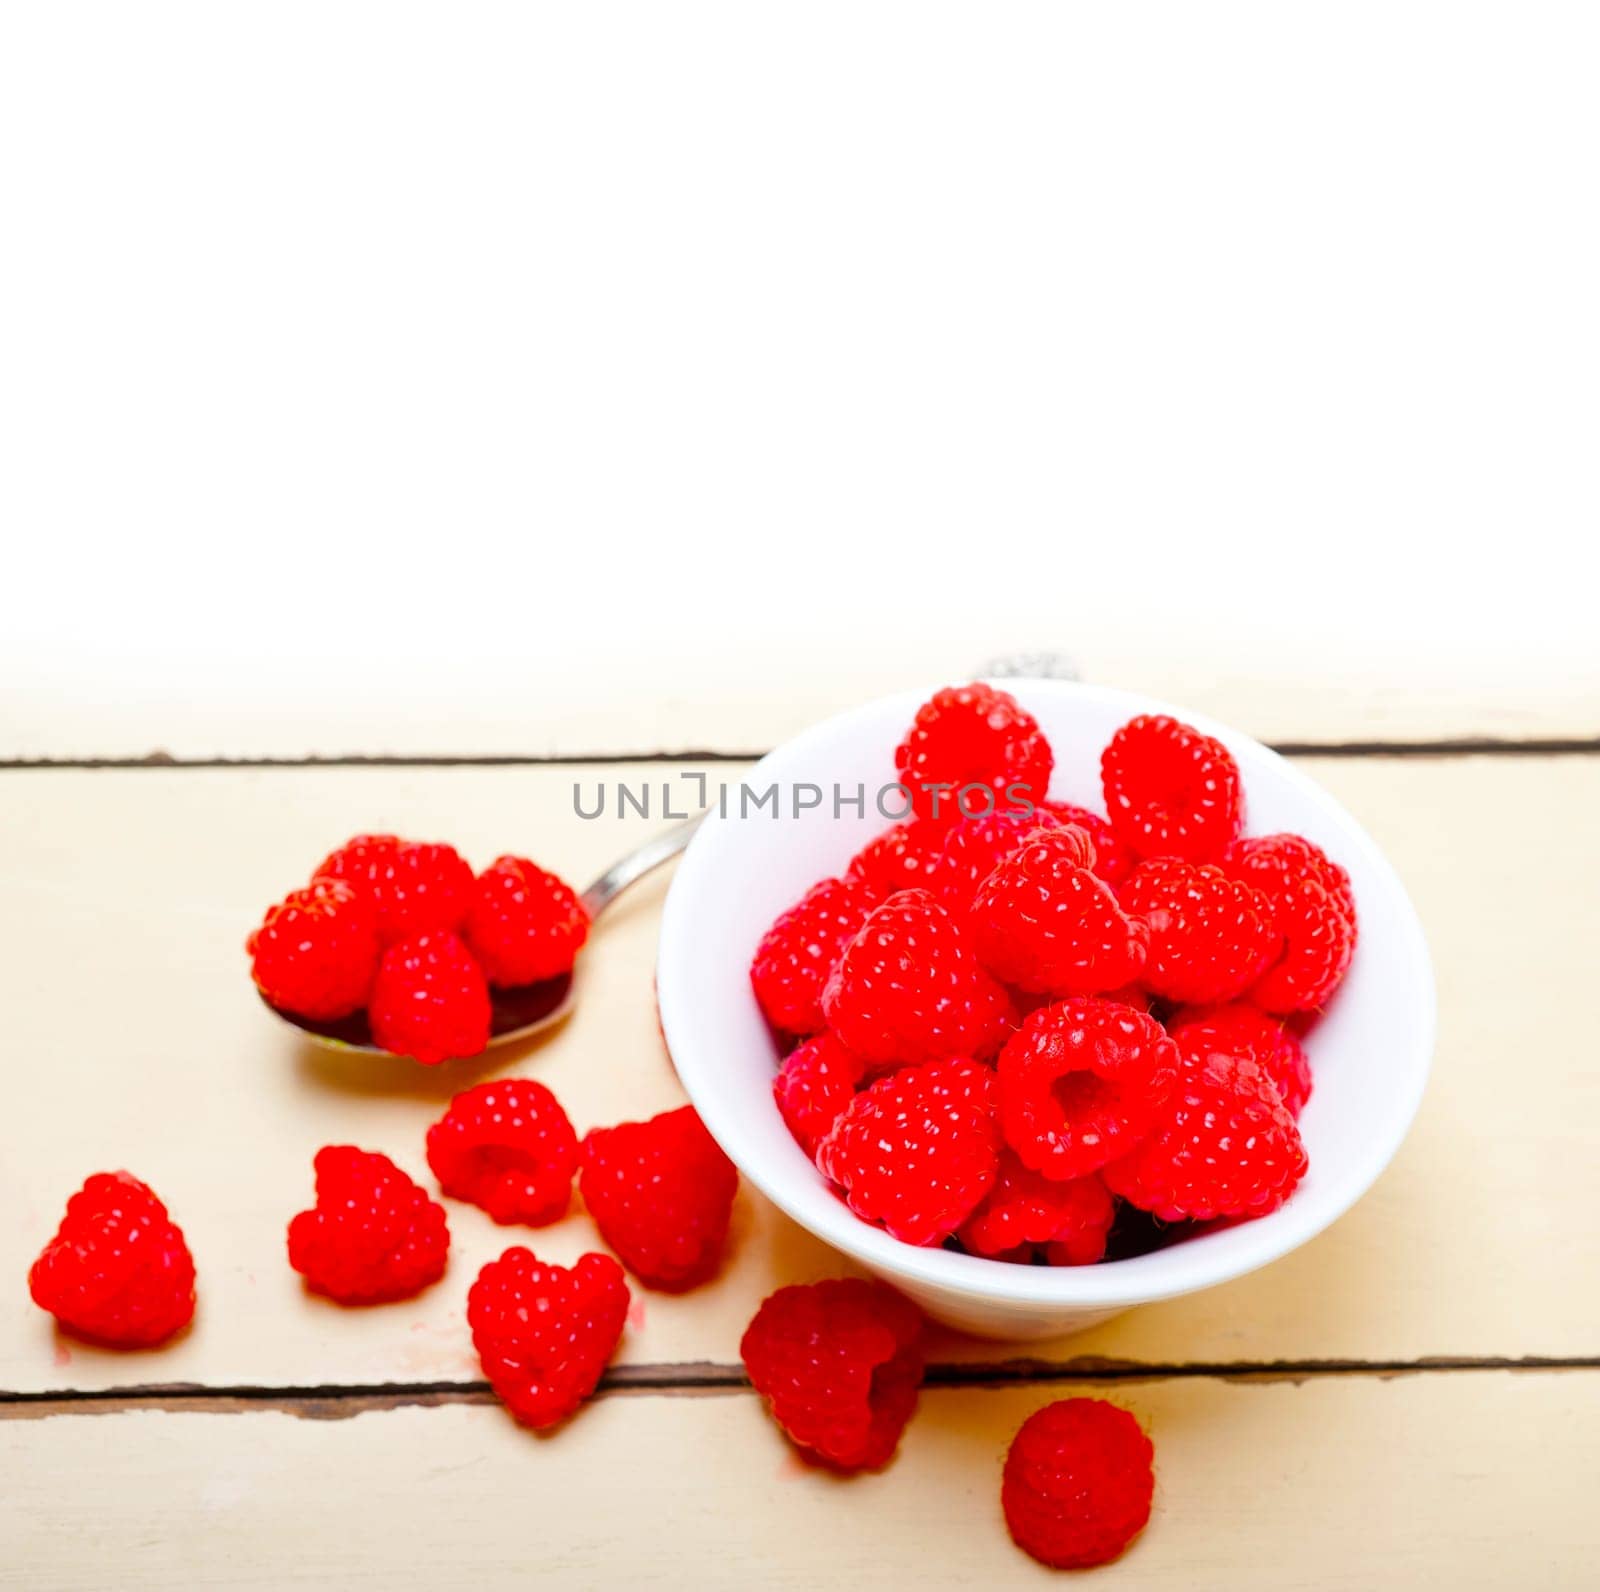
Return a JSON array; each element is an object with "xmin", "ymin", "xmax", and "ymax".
[{"xmin": 3, "ymin": 682, "xmax": 1597, "ymax": 1588}]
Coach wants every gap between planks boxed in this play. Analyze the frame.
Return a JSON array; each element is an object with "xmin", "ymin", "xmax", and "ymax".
[
  {"xmin": 3, "ymin": 735, "xmax": 1600, "ymax": 771},
  {"xmin": 4, "ymin": 1356, "xmax": 1598, "ymax": 1422}
]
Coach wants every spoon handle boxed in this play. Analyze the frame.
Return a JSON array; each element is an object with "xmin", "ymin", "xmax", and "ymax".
[{"xmin": 579, "ymin": 810, "xmax": 705, "ymax": 920}]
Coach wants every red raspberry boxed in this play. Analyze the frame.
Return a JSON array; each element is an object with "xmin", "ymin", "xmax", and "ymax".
[
  {"xmin": 464, "ymin": 856, "xmax": 589, "ymax": 988},
  {"xmin": 287, "ymin": 1147, "xmax": 450, "ymax": 1304},
  {"xmin": 426, "ymin": 1079, "xmax": 578, "ymax": 1225},
  {"xmin": 1101, "ymin": 714, "xmax": 1243, "ymax": 862},
  {"xmin": 315, "ymin": 835, "xmax": 475, "ymax": 945},
  {"xmin": 750, "ymin": 877, "xmax": 877, "ymax": 1037},
  {"xmin": 469, "ymin": 1247, "xmax": 629, "ymax": 1430},
  {"xmin": 1221, "ymin": 835, "xmax": 1357, "ymax": 1014},
  {"xmin": 1223, "ymin": 832, "xmax": 1356, "ymax": 926},
  {"xmin": 969, "ymin": 828, "xmax": 1149, "ymax": 996},
  {"xmin": 1042, "ymin": 801, "xmax": 1138, "ymax": 886},
  {"xmin": 1003, "ymin": 1398, "xmax": 1155, "ymax": 1569},
  {"xmin": 1121, "ymin": 857, "xmax": 1279, "ymax": 1003},
  {"xmin": 773, "ymin": 1032, "xmax": 866, "ymax": 1158},
  {"xmin": 579, "ymin": 1105, "xmax": 738, "ymax": 1290},
  {"xmin": 367, "ymin": 930, "xmax": 492, "ymax": 1064},
  {"xmin": 845, "ymin": 817, "xmax": 946, "ymax": 902},
  {"xmin": 816, "ymin": 1056, "xmax": 999, "ymax": 1246},
  {"xmin": 958, "ymin": 1155, "xmax": 1114, "ymax": 1263},
  {"xmin": 996, "ymin": 998, "xmax": 1179, "ymax": 1181},
  {"xmin": 28, "ymin": 1173, "xmax": 196, "ymax": 1348},
  {"xmin": 1171, "ymin": 1002, "xmax": 1312, "ymax": 1118},
  {"xmin": 894, "ymin": 682, "xmax": 1054, "ymax": 823},
  {"xmin": 247, "ymin": 878, "xmax": 379, "ymax": 1020},
  {"xmin": 926, "ymin": 809, "xmax": 1065, "ymax": 917},
  {"xmin": 821, "ymin": 889, "xmax": 1017, "ymax": 1067},
  {"xmin": 740, "ymin": 1280, "xmax": 925, "ymax": 1470},
  {"xmin": 1104, "ymin": 1049, "xmax": 1307, "ymax": 1221}
]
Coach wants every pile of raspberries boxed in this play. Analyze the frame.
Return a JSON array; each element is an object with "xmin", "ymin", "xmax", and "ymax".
[
  {"xmin": 247, "ymin": 835, "xmax": 592, "ymax": 1063},
  {"xmin": 26, "ymin": 682, "xmax": 1360, "ymax": 1572},
  {"xmin": 754, "ymin": 683, "xmax": 1357, "ymax": 1260}
]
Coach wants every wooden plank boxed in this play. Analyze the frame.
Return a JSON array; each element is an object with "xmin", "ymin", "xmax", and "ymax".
[
  {"xmin": 7, "ymin": 663, "xmax": 1599, "ymax": 764},
  {"xmin": 2, "ymin": 1373, "xmax": 1595, "ymax": 1588},
  {"xmin": 1, "ymin": 756, "xmax": 1596, "ymax": 1395}
]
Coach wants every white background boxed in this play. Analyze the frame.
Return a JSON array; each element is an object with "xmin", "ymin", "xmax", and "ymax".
[{"xmin": 3, "ymin": 3, "xmax": 1597, "ymax": 755}]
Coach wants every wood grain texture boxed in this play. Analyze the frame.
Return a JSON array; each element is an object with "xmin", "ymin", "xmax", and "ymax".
[
  {"xmin": 1, "ymin": 754, "xmax": 1596, "ymax": 1396},
  {"xmin": 3, "ymin": 1373, "xmax": 1595, "ymax": 1589}
]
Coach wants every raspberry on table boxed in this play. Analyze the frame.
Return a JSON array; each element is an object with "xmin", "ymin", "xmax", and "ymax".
[
  {"xmin": 247, "ymin": 877, "xmax": 380, "ymax": 1021},
  {"xmin": 1121, "ymin": 856, "xmax": 1280, "ymax": 1003},
  {"xmin": 1101, "ymin": 714, "xmax": 1243, "ymax": 862},
  {"xmin": 750, "ymin": 877, "xmax": 877, "ymax": 1037},
  {"xmin": 1171, "ymin": 1001, "xmax": 1313, "ymax": 1118},
  {"xmin": 367, "ymin": 930, "xmax": 492, "ymax": 1064},
  {"xmin": 925, "ymin": 809, "xmax": 1066, "ymax": 918},
  {"xmin": 1003, "ymin": 1398, "xmax": 1155, "ymax": 1569},
  {"xmin": 579, "ymin": 1105, "xmax": 738, "ymax": 1290},
  {"xmin": 816, "ymin": 1055, "xmax": 1000, "ymax": 1246},
  {"xmin": 426, "ymin": 1079, "xmax": 579, "ymax": 1226},
  {"xmin": 845, "ymin": 817, "xmax": 947, "ymax": 903},
  {"xmin": 28, "ymin": 1173, "xmax": 196, "ymax": 1348},
  {"xmin": 1104, "ymin": 1049, "xmax": 1307, "ymax": 1221},
  {"xmin": 287, "ymin": 1147, "xmax": 450, "ymax": 1304},
  {"xmin": 314, "ymin": 835, "xmax": 475, "ymax": 946},
  {"xmin": 469, "ymin": 1247, "xmax": 629, "ymax": 1430},
  {"xmin": 968, "ymin": 827, "xmax": 1149, "ymax": 996},
  {"xmin": 1042, "ymin": 801, "xmax": 1138, "ymax": 886},
  {"xmin": 958, "ymin": 1155, "xmax": 1115, "ymax": 1264},
  {"xmin": 893, "ymin": 682, "xmax": 1054, "ymax": 823},
  {"xmin": 820, "ymin": 889, "xmax": 1017, "ymax": 1067},
  {"xmin": 740, "ymin": 1280, "xmax": 925, "ymax": 1471},
  {"xmin": 996, "ymin": 998, "xmax": 1180, "ymax": 1181},
  {"xmin": 773, "ymin": 1032, "xmax": 866, "ymax": 1158},
  {"xmin": 464, "ymin": 855, "xmax": 590, "ymax": 988}
]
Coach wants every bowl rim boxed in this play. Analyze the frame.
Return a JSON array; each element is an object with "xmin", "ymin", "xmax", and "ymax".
[{"xmin": 656, "ymin": 679, "xmax": 1436, "ymax": 1310}]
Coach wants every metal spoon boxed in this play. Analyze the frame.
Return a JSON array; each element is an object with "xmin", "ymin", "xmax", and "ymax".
[{"xmin": 263, "ymin": 811, "xmax": 705, "ymax": 1055}]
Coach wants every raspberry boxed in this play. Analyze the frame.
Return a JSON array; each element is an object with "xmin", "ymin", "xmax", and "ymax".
[
  {"xmin": 367, "ymin": 930, "xmax": 492, "ymax": 1064},
  {"xmin": 969, "ymin": 828, "xmax": 1149, "ymax": 996},
  {"xmin": 1221, "ymin": 835, "xmax": 1357, "ymax": 1014},
  {"xmin": 1042, "ymin": 801, "xmax": 1138, "ymax": 887},
  {"xmin": 816, "ymin": 1056, "xmax": 999, "ymax": 1246},
  {"xmin": 315, "ymin": 835, "xmax": 475, "ymax": 945},
  {"xmin": 579, "ymin": 1105, "xmax": 737, "ymax": 1290},
  {"xmin": 927, "ymin": 809, "xmax": 1067, "ymax": 917},
  {"xmin": 1121, "ymin": 857, "xmax": 1279, "ymax": 1003},
  {"xmin": 469, "ymin": 1247, "xmax": 629, "ymax": 1429},
  {"xmin": 464, "ymin": 856, "xmax": 589, "ymax": 988},
  {"xmin": 247, "ymin": 878, "xmax": 379, "ymax": 1021},
  {"xmin": 894, "ymin": 683, "xmax": 1054, "ymax": 823},
  {"xmin": 845, "ymin": 817, "xmax": 946, "ymax": 902},
  {"xmin": 1101, "ymin": 714, "xmax": 1243, "ymax": 862},
  {"xmin": 28, "ymin": 1173, "xmax": 196, "ymax": 1348},
  {"xmin": 1223, "ymin": 832, "xmax": 1356, "ymax": 927},
  {"xmin": 1104, "ymin": 1049, "xmax": 1307, "ymax": 1221},
  {"xmin": 773, "ymin": 1032, "xmax": 866, "ymax": 1158},
  {"xmin": 996, "ymin": 998, "xmax": 1179, "ymax": 1181},
  {"xmin": 740, "ymin": 1280, "xmax": 925, "ymax": 1470},
  {"xmin": 1003, "ymin": 1399, "xmax": 1155, "ymax": 1569},
  {"xmin": 287, "ymin": 1147, "xmax": 450, "ymax": 1304},
  {"xmin": 1170, "ymin": 1002, "xmax": 1312, "ymax": 1118},
  {"xmin": 750, "ymin": 877, "xmax": 877, "ymax": 1037},
  {"xmin": 821, "ymin": 889, "xmax": 1017, "ymax": 1067},
  {"xmin": 426, "ymin": 1080, "xmax": 579, "ymax": 1225},
  {"xmin": 958, "ymin": 1155, "xmax": 1115, "ymax": 1263}
]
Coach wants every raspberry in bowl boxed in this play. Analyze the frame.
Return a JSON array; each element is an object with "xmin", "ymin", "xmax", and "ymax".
[{"xmin": 657, "ymin": 681, "xmax": 1434, "ymax": 1338}]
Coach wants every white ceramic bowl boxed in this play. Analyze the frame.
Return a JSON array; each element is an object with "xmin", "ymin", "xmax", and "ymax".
[{"xmin": 657, "ymin": 681, "xmax": 1435, "ymax": 1339}]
